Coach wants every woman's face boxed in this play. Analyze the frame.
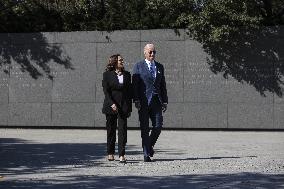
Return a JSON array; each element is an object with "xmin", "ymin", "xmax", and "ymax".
[{"xmin": 116, "ymin": 56, "xmax": 124, "ymax": 69}]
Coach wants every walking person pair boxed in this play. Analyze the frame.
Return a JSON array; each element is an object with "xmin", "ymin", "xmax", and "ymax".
[{"xmin": 102, "ymin": 44, "xmax": 168, "ymax": 163}]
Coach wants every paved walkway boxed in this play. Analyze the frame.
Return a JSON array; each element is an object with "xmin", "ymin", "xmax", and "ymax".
[{"xmin": 0, "ymin": 129, "xmax": 284, "ymax": 188}]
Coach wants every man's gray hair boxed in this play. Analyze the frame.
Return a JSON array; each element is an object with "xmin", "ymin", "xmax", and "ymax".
[{"xmin": 144, "ymin": 43, "xmax": 155, "ymax": 52}]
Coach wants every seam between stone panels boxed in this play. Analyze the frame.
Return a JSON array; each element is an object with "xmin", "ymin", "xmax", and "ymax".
[
  {"xmin": 95, "ymin": 43, "xmax": 98, "ymax": 103},
  {"xmin": 182, "ymin": 39, "xmax": 185, "ymax": 104},
  {"xmin": 273, "ymin": 60, "xmax": 275, "ymax": 129},
  {"xmin": 51, "ymin": 102, "xmax": 53, "ymax": 123},
  {"xmin": 51, "ymin": 75, "xmax": 53, "ymax": 122},
  {"xmin": 227, "ymin": 102, "xmax": 229, "ymax": 129},
  {"xmin": 8, "ymin": 64, "xmax": 10, "ymax": 104}
]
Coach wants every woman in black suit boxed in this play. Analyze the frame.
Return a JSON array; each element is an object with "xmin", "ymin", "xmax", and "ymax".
[{"xmin": 102, "ymin": 54, "xmax": 132, "ymax": 163}]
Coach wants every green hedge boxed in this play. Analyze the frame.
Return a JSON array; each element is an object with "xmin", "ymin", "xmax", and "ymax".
[{"xmin": 1, "ymin": 0, "xmax": 283, "ymax": 33}]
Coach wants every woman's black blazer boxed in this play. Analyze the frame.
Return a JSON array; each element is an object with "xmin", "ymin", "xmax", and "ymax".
[{"xmin": 102, "ymin": 70, "xmax": 132, "ymax": 116}]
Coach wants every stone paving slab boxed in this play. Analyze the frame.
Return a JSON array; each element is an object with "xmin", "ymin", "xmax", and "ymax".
[{"xmin": 0, "ymin": 129, "xmax": 284, "ymax": 188}]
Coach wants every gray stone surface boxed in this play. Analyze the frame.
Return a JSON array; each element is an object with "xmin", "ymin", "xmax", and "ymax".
[
  {"xmin": 183, "ymin": 103, "xmax": 227, "ymax": 129},
  {"xmin": 9, "ymin": 77, "xmax": 52, "ymax": 103},
  {"xmin": 184, "ymin": 68, "xmax": 229, "ymax": 103},
  {"xmin": 0, "ymin": 129, "xmax": 283, "ymax": 188},
  {"xmin": 52, "ymin": 73, "xmax": 96, "ymax": 103},
  {"xmin": 0, "ymin": 103, "xmax": 8, "ymax": 126},
  {"xmin": 184, "ymin": 40, "xmax": 229, "ymax": 103},
  {"xmin": 228, "ymin": 103, "xmax": 274, "ymax": 129},
  {"xmin": 54, "ymin": 30, "xmax": 140, "ymax": 44},
  {"xmin": 153, "ymin": 41, "xmax": 185, "ymax": 103},
  {"xmin": 274, "ymin": 90, "xmax": 284, "ymax": 104},
  {"xmin": 141, "ymin": 29, "xmax": 185, "ymax": 41},
  {"xmin": 227, "ymin": 71, "xmax": 274, "ymax": 104},
  {"xmin": 94, "ymin": 103, "xmax": 105, "ymax": 128},
  {"xmin": 126, "ymin": 108, "xmax": 139, "ymax": 128},
  {"xmin": 51, "ymin": 43, "xmax": 96, "ymax": 103},
  {"xmin": 0, "ymin": 33, "xmax": 11, "ymax": 43},
  {"xmin": 0, "ymin": 72, "xmax": 8, "ymax": 104},
  {"xmin": 275, "ymin": 95, "xmax": 284, "ymax": 104},
  {"xmin": 274, "ymin": 104, "xmax": 284, "ymax": 129},
  {"xmin": 54, "ymin": 31, "xmax": 103, "ymax": 43},
  {"xmin": 101, "ymin": 30, "xmax": 141, "ymax": 42},
  {"xmin": 8, "ymin": 103, "xmax": 51, "ymax": 126},
  {"xmin": 52, "ymin": 103, "xmax": 95, "ymax": 127},
  {"xmin": 8, "ymin": 45, "xmax": 52, "ymax": 79},
  {"xmin": 10, "ymin": 32, "xmax": 55, "ymax": 45},
  {"xmin": 163, "ymin": 103, "xmax": 183, "ymax": 128},
  {"xmin": 0, "ymin": 29, "xmax": 283, "ymax": 129}
]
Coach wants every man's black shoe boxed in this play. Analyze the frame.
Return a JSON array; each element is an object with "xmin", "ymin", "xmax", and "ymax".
[{"xmin": 144, "ymin": 156, "xmax": 152, "ymax": 162}]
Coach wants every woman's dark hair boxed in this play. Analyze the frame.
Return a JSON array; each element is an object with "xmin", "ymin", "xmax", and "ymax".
[{"xmin": 106, "ymin": 54, "xmax": 124, "ymax": 71}]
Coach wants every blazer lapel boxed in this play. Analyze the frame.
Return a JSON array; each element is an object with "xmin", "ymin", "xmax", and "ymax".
[
  {"xmin": 142, "ymin": 61, "xmax": 151, "ymax": 78},
  {"xmin": 155, "ymin": 62, "xmax": 161, "ymax": 82},
  {"xmin": 144, "ymin": 60, "xmax": 159, "ymax": 83},
  {"xmin": 111, "ymin": 71, "xmax": 119, "ymax": 84}
]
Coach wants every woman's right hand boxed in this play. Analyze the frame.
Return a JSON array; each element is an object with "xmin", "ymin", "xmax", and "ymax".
[{"xmin": 111, "ymin": 104, "xmax": 117, "ymax": 112}]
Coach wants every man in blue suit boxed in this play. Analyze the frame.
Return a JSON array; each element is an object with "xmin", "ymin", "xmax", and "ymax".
[{"xmin": 132, "ymin": 43, "xmax": 168, "ymax": 162}]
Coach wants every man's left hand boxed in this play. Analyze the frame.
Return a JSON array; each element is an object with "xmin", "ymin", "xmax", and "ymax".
[{"xmin": 162, "ymin": 103, "xmax": 167, "ymax": 113}]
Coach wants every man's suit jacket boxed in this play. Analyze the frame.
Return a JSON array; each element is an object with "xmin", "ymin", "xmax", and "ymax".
[
  {"xmin": 102, "ymin": 70, "xmax": 132, "ymax": 116},
  {"xmin": 132, "ymin": 60, "xmax": 168, "ymax": 105}
]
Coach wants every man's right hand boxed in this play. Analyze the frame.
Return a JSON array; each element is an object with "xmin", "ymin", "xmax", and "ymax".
[{"xmin": 134, "ymin": 101, "xmax": 141, "ymax": 110}]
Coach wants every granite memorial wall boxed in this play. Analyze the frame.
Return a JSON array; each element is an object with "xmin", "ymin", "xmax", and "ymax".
[{"xmin": 0, "ymin": 28, "xmax": 283, "ymax": 129}]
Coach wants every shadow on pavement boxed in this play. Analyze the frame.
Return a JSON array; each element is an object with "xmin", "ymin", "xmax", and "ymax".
[
  {"xmin": 0, "ymin": 138, "xmax": 130, "ymax": 175},
  {"xmin": 1, "ymin": 138, "xmax": 283, "ymax": 188},
  {"xmin": 0, "ymin": 138, "xmax": 141, "ymax": 175},
  {"xmin": 0, "ymin": 173, "xmax": 283, "ymax": 189}
]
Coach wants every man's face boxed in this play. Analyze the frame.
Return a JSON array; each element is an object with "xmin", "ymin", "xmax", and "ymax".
[{"xmin": 144, "ymin": 46, "xmax": 156, "ymax": 61}]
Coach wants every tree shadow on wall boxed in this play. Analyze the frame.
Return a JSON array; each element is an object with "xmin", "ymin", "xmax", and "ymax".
[
  {"xmin": 203, "ymin": 26, "xmax": 284, "ymax": 97},
  {"xmin": 0, "ymin": 33, "xmax": 73, "ymax": 79}
]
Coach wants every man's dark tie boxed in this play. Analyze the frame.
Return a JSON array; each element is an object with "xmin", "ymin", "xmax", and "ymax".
[{"xmin": 150, "ymin": 64, "xmax": 155, "ymax": 78}]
